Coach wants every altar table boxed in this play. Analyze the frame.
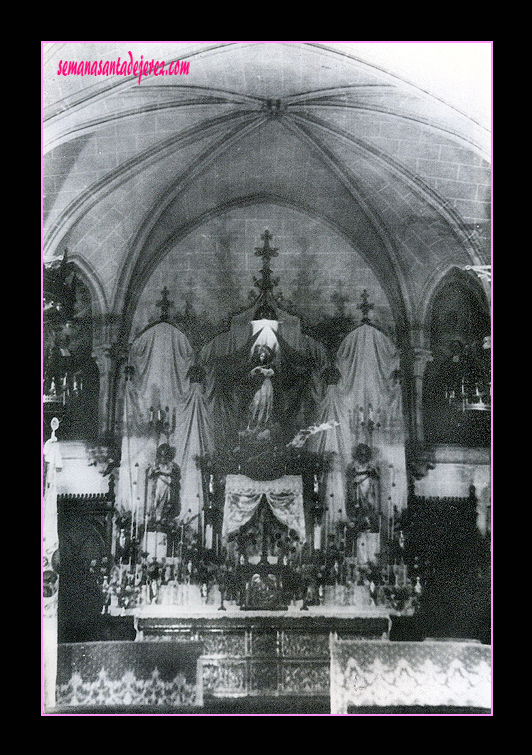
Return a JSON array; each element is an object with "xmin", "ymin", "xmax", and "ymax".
[{"xmin": 136, "ymin": 607, "xmax": 390, "ymax": 699}]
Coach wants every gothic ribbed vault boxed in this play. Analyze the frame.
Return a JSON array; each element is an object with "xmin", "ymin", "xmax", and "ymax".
[{"xmin": 43, "ymin": 42, "xmax": 491, "ymax": 348}]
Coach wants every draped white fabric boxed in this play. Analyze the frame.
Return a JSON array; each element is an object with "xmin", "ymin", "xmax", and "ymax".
[
  {"xmin": 117, "ymin": 322, "xmax": 214, "ymax": 523},
  {"xmin": 223, "ymin": 474, "xmax": 306, "ymax": 542},
  {"xmin": 116, "ymin": 316, "xmax": 407, "ymax": 538},
  {"xmin": 43, "ymin": 433, "xmax": 62, "ymax": 711},
  {"xmin": 199, "ymin": 305, "xmax": 327, "ymax": 445},
  {"xmin": 309, "ymin": 385, "xmax": 352, "ymax": 527},
  {"xmin": 308, "ymin": 324, "xmax": 408, "ymax": 521}
]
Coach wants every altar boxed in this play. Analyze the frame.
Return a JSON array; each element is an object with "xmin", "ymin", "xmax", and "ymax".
[
  {"xmin": 128, "ymin": 603, "xmax": 391, "ymax": 700},
  {"xmin": 101, "ymin": 235, "xmax": 413, "ymax": 701}
]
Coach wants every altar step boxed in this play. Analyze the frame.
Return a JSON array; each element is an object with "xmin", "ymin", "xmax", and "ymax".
[
  {"xmin": 200, "ymin": 694, "xmax": 330, "ymax": 714},
  {"xmin": 51, "ymin": 696, "xmax": 331, "ymax": 715},
  {"xmin": 49, "ymin": 697, "xmax": 489, "ymax": 716}
]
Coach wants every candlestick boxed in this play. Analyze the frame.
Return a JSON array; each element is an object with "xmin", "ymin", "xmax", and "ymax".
[
  {"xmin": 111, "ymin": 516, "xmax": 117, "ymax": 557},
  {"xmin": 314, "ymin": 523, "xmax": 321, "ymax": 551}
]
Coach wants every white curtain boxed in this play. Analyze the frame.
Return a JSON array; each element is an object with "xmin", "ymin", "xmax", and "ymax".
[
  {"xmin": 116, "ymin": 318, "xmax": 407, "ymax": 538},
  {"xmin": 43, "ymin": 429, "xmax": 62, "ymax": 711},
  {"xmin": 117, "ymin": 322, "xmax": 214, "ymax": 527},
  {"xmin": 223, "ymin": 474, "xmax": 306, "ymax": 542},
  {"xmin": 199, "ymin": 304, "xmax": 327, "ymax": 445},
  {"xmin": 308, "ymin": 324, "xmax": 408, "ymax": 529},
  {"xmin": 308, "ymin": 384, "xmax": 351, "ymax": 528}
]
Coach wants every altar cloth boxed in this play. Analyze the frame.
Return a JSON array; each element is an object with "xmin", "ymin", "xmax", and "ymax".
[
  {"xmin": 114, "ymin": 601, "xmax": 392, "ymax": 622},
  {"xmin": 55, "ymin": 641, "xmax": 204, "ymax": 710},
  {"xmin": 330, "ymin": 638, "xmax": 492, "ymax": 713}
]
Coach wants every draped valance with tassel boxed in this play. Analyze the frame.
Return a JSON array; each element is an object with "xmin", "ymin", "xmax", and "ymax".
[{"xmin": 222, "ymin": 474, "xmax": 306, "ymax": 543}]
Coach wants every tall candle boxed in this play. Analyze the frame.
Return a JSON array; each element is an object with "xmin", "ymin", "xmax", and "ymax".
[
  {"xmin": 314, "ymin": 523, "xmax": 321, "ymax": 550},
  {"xmin": 111, "ymin": 516, "xmax": 117, "ymax": 557}
]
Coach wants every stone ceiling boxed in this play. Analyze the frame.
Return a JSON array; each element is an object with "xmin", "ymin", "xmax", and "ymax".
[{"xmin": 42, "ymin": 42, "xmax": 492, "ymax": 341}]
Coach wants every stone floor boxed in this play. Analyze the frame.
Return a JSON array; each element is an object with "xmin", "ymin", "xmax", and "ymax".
[{"xmin": 48, "ymin": 698, "xmax": 490, "ymax": 716}]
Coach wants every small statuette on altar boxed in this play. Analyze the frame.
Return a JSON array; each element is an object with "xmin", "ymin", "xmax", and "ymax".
[{"xmin": 140, "ymin": 584, "xmax": 148, "ymax": 605}]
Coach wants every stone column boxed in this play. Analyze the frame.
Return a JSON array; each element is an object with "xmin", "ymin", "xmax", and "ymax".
[
  {"xmin": 411, "ymin": 347, "xmax": 434, "ymax": 447},
  {"xmin": 92, "ymin": 343, "xmax": 124, "ymax": 440}
]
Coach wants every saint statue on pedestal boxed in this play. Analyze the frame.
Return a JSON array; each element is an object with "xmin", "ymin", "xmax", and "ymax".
[
  {"xmin": 346, "ymin": 443, "xmax": 379, "ymax": 529},
  {"xmin": 148, "ymin": 443, "xmax": 181, "ymax": 524}
]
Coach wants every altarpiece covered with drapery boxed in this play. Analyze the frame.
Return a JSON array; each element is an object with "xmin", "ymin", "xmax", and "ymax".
[{"xmin": 114, "ymin": 232, "xmax": 409, "ymax": 610}]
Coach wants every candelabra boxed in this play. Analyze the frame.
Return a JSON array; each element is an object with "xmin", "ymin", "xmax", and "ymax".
[
  {"xmin": 44, "ymin": 370, "xmax": 83, "ymax": 406},
  {"xmin": 445, "ymin": 378, "xmax": 490, "ymax": 413},
  {"xmin": 149, "ymin": 405, "xmax": 176, "ymax": 442},
  {"xmin": 443, "ymin": 336, "xmax": 491, "ymax": 414},
  {"xmin": 349, "ymin": 404, "xmax": 381, "ymax": 441}
]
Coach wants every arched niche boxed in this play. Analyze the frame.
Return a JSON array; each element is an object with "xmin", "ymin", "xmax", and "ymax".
[
  {"xmin": 422, "ymin": 269, "xmax": 490, "ymax": 448},
  {"xmin": 43, "ymin": 266, "xmax": 100, "ymax": 441},
  {"xmin": 127, "ymin": 202, "xmax": 399, "ymax": 349}
]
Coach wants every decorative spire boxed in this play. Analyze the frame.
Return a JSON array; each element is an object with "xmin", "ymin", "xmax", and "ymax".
[
  {"xmin": 253, "ymin": 230, "xmax": 280, "ymax": 298},
  {"xmin": 357, "ymin": 289, "xmax": 374, "ymax": 324}
]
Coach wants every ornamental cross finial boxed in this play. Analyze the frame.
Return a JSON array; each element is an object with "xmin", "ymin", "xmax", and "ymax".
[
  {"xmin": 156, "ymin": 287, "xmax": 173, "ymax": 321},
  {"xmin": 253, "ymin": 230, "xmax": 280, "ymax": 295},
  {"xmin": 358, "ymin": 289, "xmax": 374, "ymax": 324},
  {"xmin": 331, "ymin": 281, "xmax": 349, "ymax": 317},
  {"xmin": 254, "ymin": 230, "xmax": 278, "ymax": 266}
]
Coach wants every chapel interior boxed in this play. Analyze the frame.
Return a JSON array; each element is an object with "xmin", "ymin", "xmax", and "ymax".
[{"xmin": 42, "ymin": 42, "xmax": 492, "ymax": 715}]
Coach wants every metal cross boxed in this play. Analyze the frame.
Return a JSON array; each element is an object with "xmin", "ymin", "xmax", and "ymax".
[
  {"xmin": 357, "ymin": 289, "xmax": 374, "ymax": 324},
  {"xmin": 254, "ymin": 230, "xmax": 278, "ymax": 266},
  {"xmin": 156, "ymin": 287, "xmax": 173, "ymax": 321},
  {"xmin": 253, "ymin": 230, "xmax": 280, "ymax": 295}
]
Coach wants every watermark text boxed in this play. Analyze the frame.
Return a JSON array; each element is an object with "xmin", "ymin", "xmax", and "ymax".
[{"xmin": 57, "ymin": 51, "xmax": 189, "ymax": 84}]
